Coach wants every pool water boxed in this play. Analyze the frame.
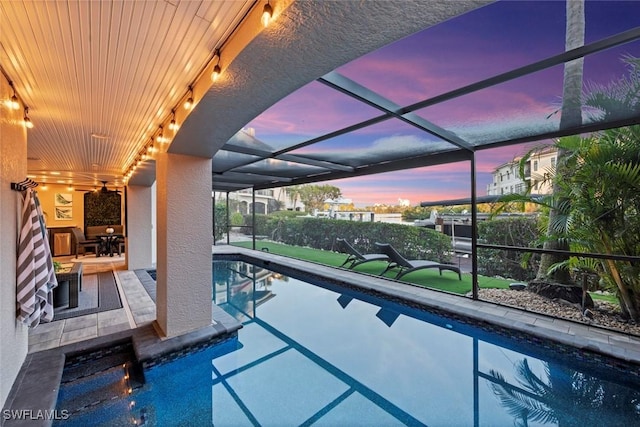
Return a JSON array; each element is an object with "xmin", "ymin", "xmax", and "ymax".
[{"xmin": 56, "ymin": 261, "xmax": 640, "ymax": 426}]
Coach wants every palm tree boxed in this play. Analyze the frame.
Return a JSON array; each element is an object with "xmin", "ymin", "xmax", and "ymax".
[
  {"xmin": 536, "ymin": 0, "xmax": 585, "ymax": 284},
  {"xmin": 584, "ymin": 55, "xmax": 640, "ymax": 122},
  {"xmin": 287, "ymin": 185, "xmax": 302, "ymax": 211}
]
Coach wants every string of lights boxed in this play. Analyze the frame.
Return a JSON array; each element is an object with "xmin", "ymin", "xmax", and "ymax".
[
  {"xmin": 123, "ymin": 0, "xmax": 276, "ymax": 184},
  {"xmin": 1, "ymin": 66, "xmax": 34, "ymax": 130}
]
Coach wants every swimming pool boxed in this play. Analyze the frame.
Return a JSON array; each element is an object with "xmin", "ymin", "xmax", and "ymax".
[{"xmin": 55, "ymin": 260, "xmax": 640, "ymax": 426}]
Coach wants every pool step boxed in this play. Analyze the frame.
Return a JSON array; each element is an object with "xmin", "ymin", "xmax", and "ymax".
[
  {"xmin": 53, "ymin": 341, "xmax": 146, "ymax": 425},
  {"xmin": 57, "ymin": 366, "xmax": 127, "ymax": 410},
  {"xmin": 55, "ymin": 362, "xmax": 148, "ymax": 426}
]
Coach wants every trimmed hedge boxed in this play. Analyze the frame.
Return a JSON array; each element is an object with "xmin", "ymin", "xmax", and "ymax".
[
  {"xmin": 477, "ymin": 217, "xmax": 540, "ymax": 281},
  {"xmin": 230, "ymin": 212, "xmax": 244, "ymax": 226},
  {"xmin": 250, "ymin": 215, "xmax": 452, "ymax": 262}
]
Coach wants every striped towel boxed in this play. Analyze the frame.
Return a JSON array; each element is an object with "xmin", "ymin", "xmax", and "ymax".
[{"xmin": 16, "ymin": 189, "xmax": 58, "ymax": 327}]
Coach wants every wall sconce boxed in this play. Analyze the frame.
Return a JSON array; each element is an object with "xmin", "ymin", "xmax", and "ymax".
[
  {"xmin": 156, "ymin": 125, "xmax": 167, "ymax": 143},
  {"xmin": 261, "ymin": 1, "xmax": 273, "ymax": 27},
  {"xmin": 8, "ymin": 81, "xmax": 20, "ymax": 110},
  {"xmin": 23, "ymin": 107, "xmax": 34, "ymax": 129},
  {"xmin": 184, "ymin": 85, "xmax": 194, "ymax": 110},
  {"xmin": 146, "ymin": 140, "xmax": 156, "ymax": 155},
  {"xmin": 169, "ymin": 109, "xmax": 179, "ymax": 131},
  {"xmin": 211, "ymin": 51, "xmax": 222, "ymax": 82}
]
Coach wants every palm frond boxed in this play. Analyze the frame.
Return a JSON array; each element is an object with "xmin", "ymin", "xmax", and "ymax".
[{"xmin": 488, "ymin": 369, "xmax": 557, "ymax": 425}]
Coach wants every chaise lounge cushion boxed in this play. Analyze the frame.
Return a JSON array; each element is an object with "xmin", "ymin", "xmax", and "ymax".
[
  {"xmin": 335, "ymin": 238, "xmax": 389, "ymax": 269},
  {"xmin": 375, "ymin": 242, "xmax": 462, "ymax": 280}
]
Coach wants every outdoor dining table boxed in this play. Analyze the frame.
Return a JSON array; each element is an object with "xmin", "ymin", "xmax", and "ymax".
[{"xmin": 97, "ymin": 233, "xmax": 124, "ymax": 257}]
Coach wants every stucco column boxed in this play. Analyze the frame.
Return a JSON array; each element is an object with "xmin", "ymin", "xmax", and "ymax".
[
  {"xmin": 155, "ymin": 152, "xmax": 212, "ymax": 337},
  {"xmin": 0, "ymin": 78, "xmax": 29, "ymax": 407},
  {"xmin": 125, "ymin": 184, "xmax": 155, "ymax": 270}
]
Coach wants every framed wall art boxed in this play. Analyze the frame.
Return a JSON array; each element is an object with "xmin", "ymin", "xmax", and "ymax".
[
  {"xmin": 54, "ymin": 206, "xmax": 73, "ymax": 220},
  {"xmin": 55, "ymin": 193, "xmax": 73, "ymax": 206}
]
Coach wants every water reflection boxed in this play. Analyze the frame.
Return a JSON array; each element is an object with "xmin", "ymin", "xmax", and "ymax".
[
  {"xmin": 487, "ymin": 359, "xmax": 640, "ymax": 426},
  {"xmin": 213, "ymin": 261, "xmax": 285, "ymax": 321},
  {"xmin": 212, "ymin": 261, "xmax": 640, "ymax": 426}
]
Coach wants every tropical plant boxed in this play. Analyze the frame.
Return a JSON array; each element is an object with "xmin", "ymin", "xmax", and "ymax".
[
  {"xmin": 498, "ymin": 127, "xmax": 640, "ymax": 320},
  {"xmin": 585, "ymin": 55, "xmax": 640, "ymax": 122},
  {"xmin": 552, "ymin": 126, "xmax": 640, "ymax": 320}
]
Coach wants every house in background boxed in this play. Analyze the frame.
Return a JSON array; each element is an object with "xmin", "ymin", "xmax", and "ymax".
[
  {"xmin": 486, "ymin": 147, "xmax": 557, "ymax": 196},
  {"xmin": 214, "ymin": 187, "xmax": 303, "ymax": 215}
]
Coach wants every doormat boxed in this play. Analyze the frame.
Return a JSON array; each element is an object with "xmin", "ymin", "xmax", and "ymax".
[{"xmin": 54, "ymin": 271, "xmax": 122, "ymax": 321}]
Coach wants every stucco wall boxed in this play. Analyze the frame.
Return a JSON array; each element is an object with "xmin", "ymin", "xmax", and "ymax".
[
  {"xmin": 36, "ymin": 183, "xmax": 85, "ymax": 229},
  {"xmin": 156, "ymin": 152, "xmax": 212, "ymax": 337},
  {"xmin": 0, "ymin": 77, "xmax": 29, "ymax": 408},
  {"xmin": 126, "ymin": 184, "xmax": 155, "ymax": 270}
]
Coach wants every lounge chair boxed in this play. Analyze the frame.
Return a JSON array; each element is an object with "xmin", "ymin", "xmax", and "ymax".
[
  {"xmin": 71, "ymin": 227, "xmax": 100, "ymax": 258},
  {"xmin": 335, "ymin": 238, "xmax": 389, "ymax": 269},
  {"xmin": 374, "ymin": 242, "xmax": 462, "ymax": 280}
]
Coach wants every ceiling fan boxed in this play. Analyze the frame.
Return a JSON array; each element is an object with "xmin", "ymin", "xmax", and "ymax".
[{"xmin": 75, "ymin": 181, "xmax": 121, "ymax": 194}]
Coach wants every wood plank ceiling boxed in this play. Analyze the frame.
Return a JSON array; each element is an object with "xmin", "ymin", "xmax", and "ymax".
[{"xmin": 0, "ymin": 0, "xmax": 254, "ymax": 189}]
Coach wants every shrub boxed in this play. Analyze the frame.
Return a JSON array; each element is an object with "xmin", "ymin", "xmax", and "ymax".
[
  {"xmin": 477, "ymin": 217, "xmax": 540, "ymax": 281},
  {"xmin": 269, "ymin": 210, "xmax": 307, "ymax": 219},
  {"xmin": 214, "ymin": 203, "xmax": 228, "ymax": 242},
  {"xmin": 258, "ymin": 216, "xmax": 452, "ymax": 262},
  {"xmin": 230, "ymin": 212, "xmax": 244, "ymax": 226}
]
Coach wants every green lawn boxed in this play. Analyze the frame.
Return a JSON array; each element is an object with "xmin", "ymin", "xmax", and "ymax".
[
  {"xmin": 589, "ymin": 292, "xmax": 619, "ymax": 304},
  {"xmin": 231, "ymin": 241, "xmax": 621, "ymax": 308},
  {"xmin": 231, "ymin": 241, "xmax": 512, "ymax": 295}
]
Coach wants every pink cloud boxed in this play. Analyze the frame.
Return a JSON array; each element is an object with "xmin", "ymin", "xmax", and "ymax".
[
  {"xmin": 248, "ymin": 82, "xmax": 378, "ymax": 138},
  {"xmin": 337, "ymin": 28, "xmax": 559, "ymax": 107}
]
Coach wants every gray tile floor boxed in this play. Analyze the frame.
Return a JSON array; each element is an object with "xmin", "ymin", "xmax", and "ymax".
[{"xmin": 27, "ymin": 256, "xmax": 155, "ymax": 353}]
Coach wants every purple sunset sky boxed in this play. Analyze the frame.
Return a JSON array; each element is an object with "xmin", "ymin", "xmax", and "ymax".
[{"xmin": 245, "ymin": 0, "xmax": 640, "ymax": 207}]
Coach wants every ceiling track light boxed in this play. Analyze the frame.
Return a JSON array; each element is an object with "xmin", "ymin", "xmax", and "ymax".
[
  {"xmin": 169, "ymin": 109, "xmax": 180, "ymax": 131},
  {"xmin": 184, "ymin": 85, "xmax": 194, "ymax": 110},
  {"xmin": 23, "ymin": 107, "xmax": 33, "ymax": 129},
  {"xmin": 129, "ymin": 0, "xmax": 272, "ymax": 185},
  {"xmin": 211, "ymin": 50, "xmax": 222, "ymax": 82},
  {"xmin": 8, "ymin": 81, "xmax": 20, "ymax": 110},
  {"xmin": 261, "ymin": 1, "xmax": 273, "ymax": 27}
]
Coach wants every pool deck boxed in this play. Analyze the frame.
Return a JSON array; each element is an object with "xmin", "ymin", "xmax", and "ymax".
[{"xmin": 4, "ymin": 246, "xmax": 640, "ymax": 426}]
